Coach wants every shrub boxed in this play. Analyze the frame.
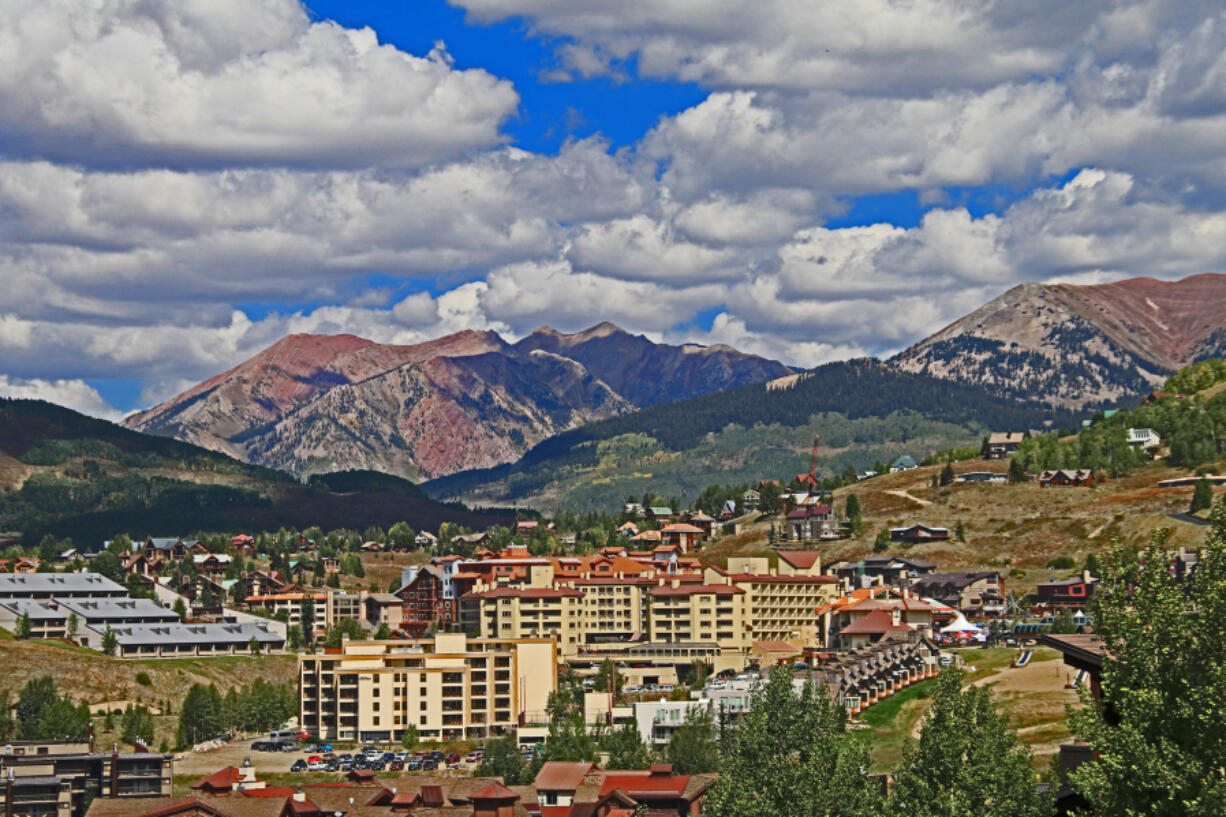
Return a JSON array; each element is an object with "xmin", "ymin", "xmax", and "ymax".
[
  {"xmin": 134, "ymin": 672, "xmax": 152, "ymax": 687},
  {"xmin": 1047, "ymin": 556, "xmax": 1075, "ymax": 570}
]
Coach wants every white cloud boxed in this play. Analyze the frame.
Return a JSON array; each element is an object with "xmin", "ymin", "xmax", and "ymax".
[
  {"xmin": 0, "ymin": 0, "xmax": 518, "ymax": 169},
  {"xmin": 0, "ymin": 375, "xmax": 122, "ymax": 420}
]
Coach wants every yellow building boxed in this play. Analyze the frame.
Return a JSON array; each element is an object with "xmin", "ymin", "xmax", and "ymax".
[
  {"xmin": 644, "ymin": 582, "xmax": 750, "ymax": 672},
  {"xmin": 460, "ymin": 587, "xmax": 585, "ymax": 650},
  {"xmin": 299, "ymin": 633, "xmax": 556, "ymax": 743}
]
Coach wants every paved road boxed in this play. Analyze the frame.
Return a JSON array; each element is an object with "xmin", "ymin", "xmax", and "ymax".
[{"xmin": 1168, "ymin": 512, "xmax": 1209, "ymax": 526}]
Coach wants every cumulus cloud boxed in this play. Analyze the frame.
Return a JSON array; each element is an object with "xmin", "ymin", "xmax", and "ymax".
[
  {"xmin": 0, "ymin": 375, "xmax": 122, "ymax": 420},
  {"xmin": 4, "ymin": 0, "xmax": 1226, "ymax": 414},
  {"xmin": 0, "ymin": 0, "xmax": 518, "ymax": 169}
]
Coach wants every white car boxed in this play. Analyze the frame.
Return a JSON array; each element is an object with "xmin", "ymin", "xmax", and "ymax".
[{"xmin": 307, "ymin": 760, "xmax": 327, "ymax": 771}]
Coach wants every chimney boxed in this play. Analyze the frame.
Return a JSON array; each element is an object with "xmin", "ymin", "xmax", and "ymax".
[
  {"xmin": 891, "ymin": 607, "xmax": 901, "ymax": 627},
  {"xmin": 292, "ymin": 787, "xmax": 306, "ymax": 803}
]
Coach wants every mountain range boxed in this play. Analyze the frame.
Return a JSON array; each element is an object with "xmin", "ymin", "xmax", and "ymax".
[
  {"xmin": 891, "ymin": 273, "xmax": 1226, "ymax": 407},
  {"xmin": 123, "ymin": 324, "xmax": 791, "ymax": 480},
  {"xmin": 123, "ymin": 273, "xmax": 1226, "ymax": 490}
]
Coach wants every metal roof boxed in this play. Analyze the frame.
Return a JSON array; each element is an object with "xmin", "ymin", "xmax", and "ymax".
[
  {"xmin": 53, "ymin": 596, "xmax": 179, "ymax": 623},
  {"xmin": 94, "ymin": 621, "xmax": 284, "ymax": 646},
  {"xmin": 0, "ymin": 572, "xmax": 126, "ymax": 596}
]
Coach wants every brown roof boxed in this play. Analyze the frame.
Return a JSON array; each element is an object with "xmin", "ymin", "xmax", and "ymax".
[
  {"xmin": 190, "ymin": 767, "xmax": 244, "ymax": 791},
  {"xmin": 469, "ymin": 782, "xmax": 520, "ymax": 801},
  {"xmin": 775, "ymin": 550, "xmax": 821, "ymax": 569},
  {"xmin": 752, "ymin": 640, "xmax": 798, "ymax": 653},
  {"xmin": 839, "ymin": 608, "xmax": 914, "ymax": 635},
  {"xmin": 534, "ymin": 761, "xmax": 597, "ymax": 792}
]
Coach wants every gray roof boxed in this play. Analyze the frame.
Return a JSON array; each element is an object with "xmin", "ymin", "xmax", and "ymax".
[
  {"xmin": 147, "ymin": 538, "xmax": 183, "ymax": 550},
  {"xmin": 92, "ymin": 621, "xmax": 285, "ymax": 647},
  {"xmin": 0, "ymin": 573, "xmax": 126, "ymax": 597},
  {"xmin": 0, "ymin": 600, "xmax": 67, "ymax": 620},
  {"xmin": 53, "ymin": 596, "xmax": 179, "ymax": 623}
]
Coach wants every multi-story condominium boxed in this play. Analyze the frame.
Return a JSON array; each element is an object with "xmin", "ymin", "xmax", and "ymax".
[
  {"xmin": 644, "ymin": 582, "xmax": 750, "ymax": 662},
  {"xmin": 243, "ymin": 589, "xmax": 365, "ymax": 632},
  {"xmin": 460, "ymin": 587, "xmax": 584, "ymax": 648},
  {"xmin": 299, "ymin": 633, "xmax": 556, "ymax": 743},
  {"xmin": 0, "ymin": 741, "xmax": 174, "ymax": 817}
]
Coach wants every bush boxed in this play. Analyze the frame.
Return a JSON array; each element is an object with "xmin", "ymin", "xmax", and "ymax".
[
  {"xmin": 134, "ymin": 672, "xmax": 152, "ymax": 687},
  {"xmin": 1047, "ymin": 556, "xmax": 1075, "ymax": 570}
]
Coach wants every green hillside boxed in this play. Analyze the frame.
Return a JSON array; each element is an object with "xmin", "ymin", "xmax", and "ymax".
[
  {"xmin": 424, "ymin": 359, "xmax": 1086, "ymax": 512},
  {"xmin": 0, "ymin": 399, "xmax": 512, "ymax": 547}
]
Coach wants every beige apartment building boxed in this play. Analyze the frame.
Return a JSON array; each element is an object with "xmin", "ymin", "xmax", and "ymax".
[
  {"xmin": 299, "ymin": 633, "xmax": 556, "ymax": 743},
  {"xmin": 719, "ymin": 556, "xmax": 842, "ymax": 645}
]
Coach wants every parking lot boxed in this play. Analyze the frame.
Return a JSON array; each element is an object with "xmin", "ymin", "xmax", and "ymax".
[{"xmin": 174, "ymin": 737, "xmax": 531, "ymax": 779}]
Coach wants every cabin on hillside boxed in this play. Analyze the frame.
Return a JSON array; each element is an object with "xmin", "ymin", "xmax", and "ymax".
[
  {"xmin": 1038, "ymin": 469, "xmax": 1095, "ymax": 488},
  {"xmin": 889, "ymin": 524, "xmax": 950, "ymax": 544},
  {"xmin": 985, "ymin": 431, "xmax": 1026, "ymax": 459}
]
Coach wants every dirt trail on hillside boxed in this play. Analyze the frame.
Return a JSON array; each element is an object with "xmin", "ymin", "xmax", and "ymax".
[{"xmin": 885, "ymin": 489, "xmax": 932, "ymax": 507}]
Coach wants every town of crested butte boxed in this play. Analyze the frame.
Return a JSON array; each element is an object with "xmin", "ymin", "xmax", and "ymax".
[{"xmin": 2, "ymin": 4, "xmax": 1225, "ymax": 817}]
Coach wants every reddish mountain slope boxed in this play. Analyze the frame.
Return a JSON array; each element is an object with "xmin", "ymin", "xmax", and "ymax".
[
  {"xmin": 124, "ymin": 325, "xmax": 788, "ymax": 480},
  {"xmin": 891, "ymin": 273, "xmax": 1226, "ymax": 407}
]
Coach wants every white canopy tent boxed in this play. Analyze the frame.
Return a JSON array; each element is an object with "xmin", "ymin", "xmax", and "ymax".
[{"xmin": 940, "ymin": 612, "xmax": 984, "ymax": 634}]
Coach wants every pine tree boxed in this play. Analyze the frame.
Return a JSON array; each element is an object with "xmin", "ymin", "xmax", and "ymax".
[
  {"xmin": 1190, "ymin": 477, "xmax": 1213, "ymax": 513},
  {"xmin": 889, "ymin": 667, "xmax": 1050, "ymax": 817},
  {"xmin": 17, "ymin": 612, "xmax": 30, "ymax": 638},
  {"xmin": 1008, "ymin": 457, "xmax": 1026, "ymax": 483},
  {"xmin": 663, "ymin": 707, "xmax": 719, "ymax": 775},
  {"xmin": 101, "ymin": 625, "xmax": 118, "ymax": 656}
]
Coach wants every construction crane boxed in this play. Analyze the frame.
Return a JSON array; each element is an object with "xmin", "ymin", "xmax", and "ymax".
[{"xmin": 795, "ymin": 433, "xmax": 820, "ymax": 488}]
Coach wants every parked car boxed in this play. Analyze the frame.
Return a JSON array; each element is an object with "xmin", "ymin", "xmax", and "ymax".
[
  {"xmin": 369, "ymin": 760, "xmax": 385, "ymax": 771},
  {"xmin": 308, "ymin": 760, "xmax": 326, "ymax": 772},
  {"xmin": 388, "ymin": 760, "xmax": 404, "ymax": 771},
  {"xmin": 280, "ymin": 742, "xmax": 298, "ymax": 752},
  {"xmin": 251, "ymin": 741, "xmax": 271, "ymax": 752},
  {"xmin": 307, "ymin": 755, "xmax": 323, "ymax": 764},
  {"xmin": 339, "ymin": 759, "xmax": 354, "ymax": 771},
  {"xmin": 352, "ymin": 759, "xmax": 369, "ymax": 771},
  {"xmin": 445, "ymin": 753, "xmax": 461, "ymax": 766},
  {"xmin": 407, "ymin": 758, "xmax": 423, "ymax": 771},
  {"xmin": 324, "ymin": 761, "xmax": 339, "ymax": 773},
  {"xmin": 381, "ymin": 752, "xmax": 396, "ymax": 762},
  {"xmin": 290, "ymin": 760, "xmax": 308, "ymax": 772},
  {"xmin": 422, "ymin": 759, "xmax": 438, "ymax": 771},
  {"xmin": 465, "ymin": 751, "xmax": 483, "ymax": 763}
]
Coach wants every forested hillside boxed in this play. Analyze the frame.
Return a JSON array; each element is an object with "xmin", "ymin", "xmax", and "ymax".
[
  {"xmin": 0, "ymin": 400, "xmax": 511, "ymax": 546},
  {"xmin": 424, "ymin": 359, "xmax": 1084, "ymax": 510}
]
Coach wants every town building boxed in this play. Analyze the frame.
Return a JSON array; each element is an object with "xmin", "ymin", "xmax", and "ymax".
[
  {"xmin": 889, "ymin": 524, "xmax": 950, "ymax": 544},
  {"xmin": 826, "ymin": 556, "xmax": 937, "ymax": 589},
  {"xmin": 0, "ymin": 740, "xmax": 174, "ymax": 817},
  {"xmin": 0, "ymin": 573, "xmax": 127, "ymax": 602},
  {"xmin": 1038, "ymin": 469, "xmax": 1095, "ymax": 487},
  {"xmin": 909, "ymin": 572, "xmax": 1005, "ymax": 616},
  {"xmin": 784, "ymin": 504, "xmax": 840, "ymax": 541},
  {"xmin": 95, "ymin": 621, "xmax": 284, "ymax": 658},
  {"xmin": 985, "ymin": 431, "xmax": 1026, "ymax": 459},
  {"xmin": 299, "ymin": 633, "xmax": 557, "ymax": 743},
  {"xmin": 1126, "ymin": 427, "xmax": 1162, "ymax": 455},
  {"xmin": 1031, "ymin": 572, "xmax": 1098, "ymax": 613}
]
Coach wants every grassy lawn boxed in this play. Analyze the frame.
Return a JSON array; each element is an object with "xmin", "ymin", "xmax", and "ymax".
[{"xmin": 850, "ymin": 677, "xmax": 938, "ymax": 771}]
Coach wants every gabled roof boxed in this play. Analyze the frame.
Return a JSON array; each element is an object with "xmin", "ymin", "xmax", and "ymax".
[
  {"xmin": 776, "ymin": 551, "xmax": 821, "ymax": 569},
  {"xmin": 839, "ymin": 608, "xmax": 914, "ymax": 635},
  {"xmin": 534, "ymin": 761, "xmax": 597, "ymax": 792},
  {"xmin": 191, "ymin": 766, "xmax": 243, "ymax": 791},
  {"xmin": 468, "ymin": 782, "xmax": 519, "ymax": 802}
]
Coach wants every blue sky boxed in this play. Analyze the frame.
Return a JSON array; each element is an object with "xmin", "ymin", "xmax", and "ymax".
[{"xmin": 2, "ymin": 0, "xmax": 1225, "ymax": 418}]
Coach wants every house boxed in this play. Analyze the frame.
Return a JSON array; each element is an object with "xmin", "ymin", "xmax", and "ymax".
[
  {"xmin": 687, "ymin": 512, "xmax": 715, "ymax": 536},
  {"xmin": 1127, "ymin": 427, "xmax": 1162, "ymax": 456},
  {"xmin": 784, "ymin": 505, "xmax": 840, "ymax": 541},
  {"xmin": 1039, "ymin": 469, "xmax": 1095, "ymax": 487},
  {"xmin": 909, "ymin": 571, "xmax": 1005, "ymax": 616},
  {"xmin": 890, "ymin": 455, "xmax": 918, "ymax": 472},
  {"xmin": 646, "ymin": 506, "xmax": 674, "ymax": 523},
  {"xmin": 230, "ymin": 535, "xmax": 256, "ymax": 556},
  {"xmin": 1031, "ymin": 572, "xmax": 1098, "ymax": 613},
  {"xmin": 660, "ymin": 523, "xmax": 705, "ymax": 553},
  {"xmin": 322, "ymin": 556, "xmax": 340, "ymax": 575},
  {"xmin": 985, "ymin": 431, "xmax": 1026, "ymax": 459},
  {"xmin": 616, "ymin": 521, "xmax": 639, "ymax": 538},
  {"xmin": 192, "ymin": 554, "xmax": 232, "ymax": 576},
  {"xmin": 956, "ymin": 471, "xmax": 1007, "ymax": 484},
  {"xmin": 414, "ymin": 530, "xmax": 438, "ymax": 548},
  {"xmin": 889, "ymin": 523, "xmax": 951, "ymax": 544},
  {"xmin": 838, "ymin": 606, "xmax": 916, "ymax": 649},
  {"xmin": 741, "ymin": 488, "xmax": 760, "ymax": 510},
  {"xmin": 826, "ymin": 556, "xmax": 936, "ymax": 588}
]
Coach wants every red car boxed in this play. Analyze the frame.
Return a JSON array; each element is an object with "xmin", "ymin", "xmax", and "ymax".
[{"xmin": 445, "ymin": 753, "xmax": 461, "ymax": 766}]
